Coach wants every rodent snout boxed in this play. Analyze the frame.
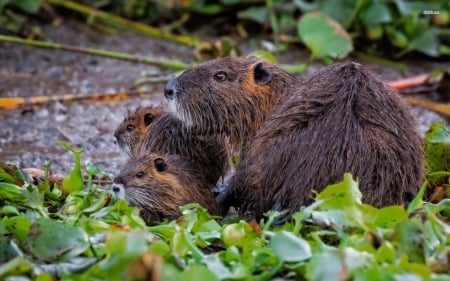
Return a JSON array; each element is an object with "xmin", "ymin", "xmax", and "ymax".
[
  {"xmin": 111, "ymin": 183, "xmax": 125, "ymax": 200},
  {"xmin": 164, "ymin": 77, "xmax": 179, "ymax": 100}
]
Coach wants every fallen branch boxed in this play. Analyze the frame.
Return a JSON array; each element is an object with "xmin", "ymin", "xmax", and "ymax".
[
  {"xmin": 0, "ymin": 35, "xmax": 188, "ymax": 70},
  {"xmin": 404, "ymin": 96, "xmax": 450, "ymax": 117},
  {"xmin": 0, "ymin": 89, "xmax": 161, "ymax": 109},
  {"xmin": 45, "ymin": 0, "xmax": 201, "ymax": 47}
]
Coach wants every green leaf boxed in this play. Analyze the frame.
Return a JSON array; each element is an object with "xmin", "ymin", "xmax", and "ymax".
[
  {"xmin": 238, "ymin": 6, "xmax": 269, "ymax": 25},
  {"xmin": 306, "ymin": 248, "xmax": 343, "ymax": 281},
  {"xmin": 0, "ymin": 182, "xmax": 26, "ymax": 203},
  {"xmin": 374, "ymin": 206, "xmax": 407, "ymax": 228},
  {"xmin": 316, "ymin": 173, "xmax": 362, "ymax": 207},
  {"xmin": 360, "ymin": 2, "xmax": 392, "ymax": 25},
  {"xmin": 424, "ymin": 121, "xmax": 450, "ymax": 173},
  {"xmin": 408, "ymin": 29, "xmax": 439, "ymax": 57},
  {"xmin": 59, "ymin": 141, "xmax": 84, "ymax": 195},
  {"xmin": 298, "ymin": 11, "xmax": 353, "ymax": 60},
  {"xmin": 182, "ymin": 264, "xmax": 219, "ymax": 281},
  {"xmin": 26, "ymin": 218, "xmax": 89, "ymax": 262},
  {"xmin": 270, "ymin": 231, "xmax": 312, "ymax": 262},
  {"xmin": 2, "ymin": 216, "xmax": 30, "ymax": 242},
  {"xmin": 394, "ymin": 220, "xmax": 425, "ymax": 263},
  {"xmin": 9, "ymin": 0, "xmax": 40, "ymax": 14},
  {"xmin": 249, "ymin": 50, "xmax": 278, "ymax": 63}
]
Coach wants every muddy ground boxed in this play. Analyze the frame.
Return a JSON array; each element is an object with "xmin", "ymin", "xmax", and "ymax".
[{"xmin": 0, "ymin": 20, "xmax": 448, "ymax": 176}]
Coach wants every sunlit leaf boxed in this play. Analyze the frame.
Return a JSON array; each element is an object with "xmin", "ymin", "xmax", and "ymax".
[
  {"xmin": 298, "ymin": 12, "xmax": 353, "ymax": 60},
  {"xmin": 271, "ymin": 231, "xmax": 312, "ymax": 262}
]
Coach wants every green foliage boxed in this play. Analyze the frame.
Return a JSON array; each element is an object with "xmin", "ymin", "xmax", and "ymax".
[{"xmin": 1, "ymin": 122, "xmax": 450, "ymax": 279}]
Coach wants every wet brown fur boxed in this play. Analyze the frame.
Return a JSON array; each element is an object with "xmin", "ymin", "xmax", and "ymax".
[
  {"xmin": 114, "ymin": 153, "xmax": 221, "ymax": 225},
  {"xmin": 165, "ymin": 57, "xmax": 424, "ymax": 220},
  {"xmin": 114, "ymin": 106, "xmax": 229, "ymax": 185}
]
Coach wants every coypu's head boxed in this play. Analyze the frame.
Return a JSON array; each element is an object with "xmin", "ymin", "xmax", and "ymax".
[
  {"xmin": 164, "ymin": 56, "xmax": 296, "ymax": 153},
  {"xmin": 112, "ymin": 153, "xmax": 219, "ymax": 225},
  {"xmin": 114, "ymin": 106, "xmax": 166, "ymax": 156}
]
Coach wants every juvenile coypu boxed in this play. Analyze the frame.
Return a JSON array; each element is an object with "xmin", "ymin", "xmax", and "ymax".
[
  {"xmin": 113, "ymin": 153, "xmax": 221, "ymax": 225},
  {"xmin": 114, "ymin": 106, "xmax": 166, "ymax": 156},
  {"xmin": 164, "ymin": 57, "xmax": 424, "ymax": 220},
  {"xmin": 114, "ymin": 106, "xmax": 229, "ymax": 185}
]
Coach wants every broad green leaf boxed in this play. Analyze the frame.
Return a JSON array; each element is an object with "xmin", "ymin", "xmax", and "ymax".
[
  {"xmin": 182, "ymin": 264, "xmax": 219, "ymax": 281},
  {"xmin": 408, "ymin": 29, "xmax": 439, "ymax": 57},
  {"xmin": 26, "ymin": 218, "xmax": 89, "ymax": 262},
  {"xmin": 306, "ymin": 248, "xmax": 343, "ymax": 281},
  {"xmin": 148, "ymin": 240, "xmax": 170, "ymax": 256},
  {"xmin": 0, "ymin": 182, "xmax": 26, "ymax": 203},
  {"xmin": 249, "ymin": 50, "xmax": 278, "ymax": 63},
  {"xmin": 0, "ymin": 256, "xmax": 33, "ymax": 277},
  {"xmin": 106, "ymin": 229, "xmax": 150, "ymax": 257},
  {"xmin": 270, "ymin": 231, "xmax": 312, "ymax": 262},
  {"xmin": 424, "ymin": 121, "xmax": 450, "ymax": 173},
  {"xmin": 394, "ymin": 221, "xmax": 425, "ymax": 264},
  {"xmin": 374, "ymin": 206, "xmax": 407, "ymax": 228},
  {"xmin": 316, "ymin": 173, "xmax": 362, "ymax": 205},
  {"xmin": 238, "ymin": 6, "xmax": 269, "ymax": 25},
  {"xmin": 202, "ymin": 254, "xmax": 232, "ymax": 279},
  {"xmin": 375, "ymin": 242, "xmax": 396, "ymax": 264},
  {"xmin": 360, "ymin": 2, "xmax": 392, "ymax": 25},
  {"xmin": 2, "ymin": 216, "xmax": 30, "ymax": 242},
  {"xmin": 298, "ymin": 12, "xmax": 353, "ymax": 60},
  {"xmin": 9, "ymin": 0, "xmax": 40, "ymax": 14}
]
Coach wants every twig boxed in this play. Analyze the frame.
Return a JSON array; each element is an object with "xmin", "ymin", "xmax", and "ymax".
[
  {"xmin": 44, "ymin": 0, "xmax": 202, "ymax": 47},
  {"xmin": 404, "ymin": 96, "xmax": 450, "ymax": 117},
  {"xmin": 0, "ymin": 35, "xmax": 188, "ymax": 70},
  {"xmin": 0, "ymin": 89, "xmax": 161, "ymax": 109}
]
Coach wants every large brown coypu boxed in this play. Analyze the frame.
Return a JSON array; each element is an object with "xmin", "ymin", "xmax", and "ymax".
[
  {"xmin": 164, "ymin": 56, "xmax": 297, "ymax": 157},
  {"xmin": 113, "ymin": 153, "xmax": 221, "ymax": 225},
  {"xmin": 114, "ymin": 106, "xmax": 229, "ymax": 185},
  {"xmin": 164, "ymin": 57, "xmax": 424, "ymax": 220}
]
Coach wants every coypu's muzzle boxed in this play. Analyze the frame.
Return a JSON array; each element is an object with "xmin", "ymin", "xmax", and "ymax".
[{"xmin": 111, "ymin": 183, "xmax": 125, "ymax": 200}]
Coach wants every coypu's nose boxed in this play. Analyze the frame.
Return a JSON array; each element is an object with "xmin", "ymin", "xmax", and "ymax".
[
  {"xmin": 164, "ymin": 77, "xmax": 179, "ymax": 100},
  {"xmin": 111, "ymin": 183, "xmax": 125, "ymax": 199}
]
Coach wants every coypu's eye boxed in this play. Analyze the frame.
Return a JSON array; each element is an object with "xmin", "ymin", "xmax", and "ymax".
[
  {"xmin": 135, "ymin": 171, "xmax": 144, "ymax": 178},
  {"xmin": 214, "ymin": 71, "xmax": 227, "ymax": 82},
  {"xmin": 126, "ymin": 125, "xmax": 136, "ymax": 131},
  {"xmin": 143, "ymin": 113, "xmax": 154, "ymax": 126}
]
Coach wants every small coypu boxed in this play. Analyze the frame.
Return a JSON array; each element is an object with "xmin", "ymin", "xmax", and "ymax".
[
  {"xmin": 114, "ymin": 106, "xmax": 166, "ymax": 156},
  {"xmin": 114, "ymin": 106, "xmax": 229, "ymax": 185},
  {"xmin": 164, "ymin": 57, "xmax": 424, "ymax": 220},
  {"xmin": 113, "ymin": 153, "xmax": 221, "ymax": 225}
]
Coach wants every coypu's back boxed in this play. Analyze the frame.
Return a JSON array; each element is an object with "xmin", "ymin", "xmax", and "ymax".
[
  {"xmin": 229, "ymin": 62, "xmax": 424, "ymax": 220},
  {"xmin": 114, "ymin": 106, "xmax": 166, "ymax": 156},
  {"xmin": 139, "ymin": 114, "xmax": 229, "ymax": 185},
  {"xmin": 164, "ymin": 56, "xmax": 297, "ymax": 157},
  {"xmin": 113, "ymin": 153, "xmax": 220, "ymax": 225}
]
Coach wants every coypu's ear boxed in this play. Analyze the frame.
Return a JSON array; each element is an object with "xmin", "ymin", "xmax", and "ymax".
[
  {"xmin": 253, "ymin": 62, "xmax": 272, "ymax": 85},
  {"xmin": 144, "ymin": 113, "xmax": 154, "ymax": 126},
  {"xmin": 154, "ymin": 158, "xmax": 168, "ymax": 172}
]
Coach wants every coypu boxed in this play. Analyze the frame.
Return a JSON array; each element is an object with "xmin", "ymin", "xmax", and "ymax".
[
  {"xmin": 114, "ymin": 106, "xmax": 229, "ymax": 185},
  {"xmin": 164, "ymin": 56, "xmax": 297, "ymax": 157},
  {"xmin": 114, "ymin": 106, "xmax": 166, "ymax": 156},
  {"xmin": 164, "ymin": 57, "xmax": 424, "ymax": 220},
  {"xmin": 113, "ymin": 153, "xmax": 221, "ymax": 225}
]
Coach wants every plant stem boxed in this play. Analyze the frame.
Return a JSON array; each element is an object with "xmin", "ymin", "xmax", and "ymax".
[
  {"xmin": 45, "ymin": 0, "xmax": 201, "ymax": 47},
  {"xmin": 0, "ymin": 35, "xmax": 188, "ymax": 70}
]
